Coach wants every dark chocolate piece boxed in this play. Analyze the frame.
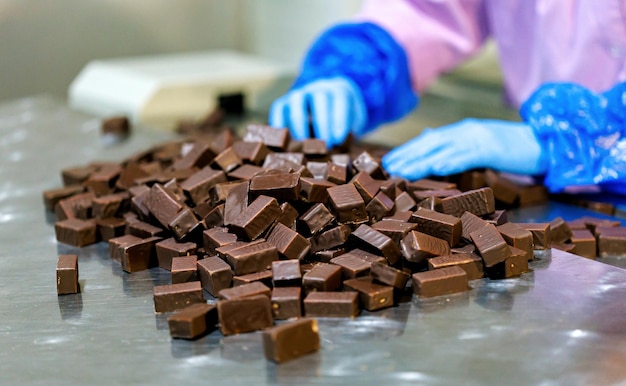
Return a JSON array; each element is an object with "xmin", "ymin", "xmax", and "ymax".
[
  {"xmin": 229, "ymin": 195, "xmax": 281, "ymax": 240},
  {"xmin": 299, "ymin": 203, "xmax": 334, "ymax": 235},
  {"xmin": 155, "ymin": 238, "xmax": 197, "ymax": 271},
  {"xmin": 172, "ymin": 142, "xmax": 215, "ymax": 171},
  {"xmin": 272, "ymin": 260, "xmax": 302, "ymax": 287},
  {"xmin": 329, "ymin": 254, "xmax": 371, "ymax": 279},
  {"xmin": 343, "ymin": 277, "xmax": 394, "ymax": 311},
  {"xmin": 55, "ymin": 192, "xmax": 94, "ymax": 220},
  {"xmin": 299, "ymin": 177, "xmax": 336, "ymax": 203},
  {"xmin": 310, "ymin": 224, "xmax": 351, "ymax": 253},
  {"xmin": 596, "ymin": 227, "xmax": 626, "ymax": 257},
  {"xmin": 217, "ymin": 294, "xmax": 274, "ymax": 336},
  {"xmin": 270, "ymin": 287, "xmax": 303, "ymax": 320},
  {"xmin": 497, "ymin": 222, "xmax": 534, "ymax": 261},
  {"xmin": 267, "ymin": 223, "xmax": 311, "ymax": 261},
  {"xmin": 232, "ymin": 141, "xmax": 270, "ymax": 165},
  {"xmin": 441, "ymin": 187, "xmax": 495, "ymax": 217},
  {"xmin": 371, "ymin": 220, "xmax": 416, "ymax": 247},
  {"xmin": 55, "ymin": 218, "xmax": 97, "ymax": 247},
  {"xmin": 516, "ymin": 222, "xmax": 551, "ymax": 250},
  {"xmin": 411, "ymin": 189, "xmax": 462, "ymax": 201},
  {"xmin": 144, "ymin": 183, "xmax": 184, "ymax": 229},
  {"xmin": 43, "ymin": 185, "xmax": 84, "ymax": 211},
  {"xmin": 427, "ymin": 253, "xmax": 484, "ymax": 280},
  {"xmin": 302, "ymin": 138, "xmax": 327, "ymax": 156},
  {"xmin": 180, "ymin": 166, "xmax": 227, "ymax": 205},
  {"xmin": 223, "ymin": 240, "xmax": 279, "ymax": 275},
  {"xmin": 306, "ymin": 161, "xmax": 328, "ymax": 179},
  {"xmin": 487, "ymin": 246, "xmax": 529, "ymax": 279},
  {"xmin": 244, "ymin": 124, "xmax": 290, "ymax": 150},
  {"xmin": 167, "ymin": 303, "xmax": 217, "ymax": 339},
  {"xmin": 570, "ymin": 229, "xmax": 597, "ymax": 259},
  {"xmin": 370, "ymin": 262, "xmax": 411, "ymax": 289},
  {"xmin": 412, "ymin": 266, "xmax": 468, "ymax": 298},
  {"xmin": 302, "ymin": 263, "xmax": 343, "ymax": 293},
  {"xmin": 408, "ymin": 178, "xmax": 457, "ymax": 192},
  {"xmin": 327, "ymin": 183, "xmax": 368, "ymax": 224},
  {"xmin": 394, "ymin": 191, "xmax": 417, "ymax": 212},
  {"xmin": 483, "ymin": 209, "xmax": 508, "ymax": 226},
  {"xmin": 228, "ymin": 164, "xmax": 265, "ymax": 181},
  {"xmin": 410, "ymin": 207, "xmax": 461, "ymax": 247},
  {"xmin": 349, "ymin": 224, "xmax": 401, "ymax": 265},
  {"xmin": 400, "ymin": 230, "xmax": 450, "ymax": 264},
  {"xmin": 115, "ymin": 162, "xmax": 150, "ymax": 190},
  {"xmin": 212, "ymin": 146, "xmax": 242, "ymax": 173},
  {"xmin": 116, "ymin": 236, "xmax": 160, "ymax": 273},
  {"xmin": 348, "ymin": 248, "xmax": 387, "ymax": 265},
  {"xmin": 153, "ymin": 281, "xmax": 204, "ymax": 313},
  {"xmin": 203, "ymin": 227, "xmax": 238, "ymax": 255},
  {"xmin": 101, "ymin": 116, "xmax": 130, "ymax": 137},
  {"xmin": 57, "ymin": 254, "xmax": 79, "ymax": 295},
  {"xmin": 96, "ymin": 217, "xmax": 126, "ymax": 241},
  {"xmin": 92, "ymin": 192, "xmax": 129, "ymax": 219},
  {"xmin": 365, "ymin": 192, "xmax": 394, "ymax": 223},
  {"xmin": 351, "ymin": 171, "xmax": 379, "ymax": 203},
  {"xmin": 325, "ymin": 161, "xmax": 347, "ymax": 184},
  {"xmin": 233, "ymin": 270, "xmax": 273, "ymax": 287},
  {"xmin": 470, "ymin": 224, "xmax": 511, "ymax": 268},
  {"xmin": 460, "ymin": 211, "xmax": 489, "ymax": 241},
  {"xmin": 304, "ymin": 291, "xmax": 360, "ymax": 318},
  {"xmin": 197, "ymin": 256, "xmax": 233, "ymax": 297},
  {"xmin": 277, "ymin": 202, "xmax": 299, "ymax": 228},
  {"xmin": 263, "ymin": 318, "xmax": 320, "ymax": 363},
  {"xmin": 250, "ymin": 172, "xmax": 300, "ymax": 201},
  {"xmin": 218, "ymin": 281, "xmax": 271, "ymax": 300},
  {"xmin": 549, "ymin": 216, "xmax": 573, "ymax": 244},
  {"xmin": 382, "ymin": 211, "xmax": 413, "ymax": 222},
  {"xmin": 484, "ymin": 169, "xmax": 520, "ymax": 205},
  {"xmin": 62, "ymin": 165, "xmax": 97, "ymax": 186},
  {"xmin": 171, "ymin": 255, "xmax": 199, "ymax": 284}
]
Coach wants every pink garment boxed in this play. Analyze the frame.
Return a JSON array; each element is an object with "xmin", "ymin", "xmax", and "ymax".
[{"xmin": 355, "ymin": 0, "xmax": 626, "ymax": 107}]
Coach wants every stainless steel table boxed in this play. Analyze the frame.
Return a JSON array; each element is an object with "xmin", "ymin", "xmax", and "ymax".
[{"xmin": 2, "ymin": 96, "xmax": 626, "ymax": 386}]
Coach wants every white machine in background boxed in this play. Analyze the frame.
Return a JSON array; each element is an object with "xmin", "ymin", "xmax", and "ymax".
[{"xmin": 68, "ymin": 50, "xmax": 293, "ymax": 129}]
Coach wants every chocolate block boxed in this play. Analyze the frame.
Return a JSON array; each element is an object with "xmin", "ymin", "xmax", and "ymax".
[
  {"xmin": 233, "ymin": 270, "xmax": 273, "ymax": 287},
  {"xmin": 101, "ymin": 116, "xmax": 130, "ymax": 137},
  {"xmin": 84, "ymin": 164, "xmax": 121, "ymax": 196},
  {"xmin": 197, "ymin": 256, "xmax": 233, "ymax": 297},
  {"xmin": 217, "ymin": 295, "xmax": 274, "ymax": 335},
  {"xmin": 203, "ymin": 204, "xmax": 225, "ymax": 228},
  {"xmin": 351, "ymin": 171, "xmax": 379, "ymax": 203},
  {"xmin": 96, "ymin": 217, "xmax": 126, "ymax": 241},
  {"xmin": 115, "ymin": 162, "xmax": 150, "ymax": 190},
  {"xmin": 271, "ymin": 287, "xmax": 303, "ymax": 320},
  {"xmin": 55, "ymin": 218, "xmax": 97, "ymax": 247},
  {"xmin": 263, "ymin": 152, "xmax": 304, "ymax": 171},
  {"xmin": 412, "ymin": 266, "xmax": 468, "ymax": 298},
  {"xmin": 172, "ymin": 142, "xmax": 215, "ymax": 170},
  {"xmin": 484, "ymin": 169, "xmax": 520, "ymax": 205},
  {"xmin": 57, "ymin": 254, "xmax": 79, "ymax": 295},
  {"xmin": 155, "ymin": 238, "xmax": 197, "ymax": 271},
  {"xmin": 277, "ymin": 202, "xmax": 299, "ymax": 228},
  {"xmin": 299, "ymin": 203, "xmax": 334, "ymax": 235},
  {"xmin": 302, "ymin": 263, "xmax": 343, "ymax": 293},
  {"xmin": 180, "ymin": 166, "xmax": 227, "ymax": 205},
  {"xmin": 92, "ymin": 192, "xmax": 129, "ymax": 218},
  {"xmin": 352, "ymin": 151, "xmax": 385, "ymax": 179},
  {"xmin": 517, "ymin": 223, "xmax": 551, "ymax": 250},
  {"xmin": 272, "ymin": 260, "xmax": 302, "ymax": 287},
  {"xmin": 127, "ymin": 220, "xmax": 164, "ymax": 239},
  {"xmin": 348, "ymin": 248, "xmax": 387, "ymax": 265},
  {"xmin": 43, "ymin": 185, "xmax": 84, "ymax": 211},
  {"xmin": 171, "ymin": 255, "xmax": 198, "ymax": 284},
  {"xmin": 224, "ymin": 241, "xmax": 279, "ymax": 275},
  {"xmin": 327, "ymin": 183, "xmax": 368, "ymax": 224},
  {"xmin": 497, "ymin": 222, "xmax": 534, "ymax": 261},
  {"xmin": 365, "ymin": 192, "xmax": 394, "ymax": 223},
  {"xmin": 218, "ymin": 281, "xmax": 271, "ymax": 300},
  {"xmin": 370, "ymin": 262, "xmax": 411, "ymax": 289},
  {"xmin": 330, "ymin": 253, "xmax": 371, "ymax": 279},
  {"xmin": 267, "ymin": 223, "xmax": 311, "ymax": 261},
  {"xmin": 410, "ymin": 207, "xmax": 461, "ymax": 247},
  {"xmin": 411, "ymin": 189, "xmax": 462, "ymax": 201},
  {"xmin": 441, "ymin": 187, "xmax": 495, "ymax": 217},
  {"xmin": 570, "ymin": 229, "xmax": 597, "ymax": 259},
  {"xmin": 344, "ymin": 277, "xmax": 394, "ymax": 311},
  {"xmin": 212, "ymin": 146, "xmax": 242, "ymax": 173},
  {"xmin": 549, "ymin": 217, "xmax": 573, "ymax": 244},
  {"xmin": 55, "ymin": 192, "xmax": 94, "ymax": 220},
  {"xmin": 350, "ymin": 224, "xmax": 401, "ymax": 265},
  {"xmin": 167, "ymin": 303, "xmax": 217, "ymax": 339},
  {"xmin": 408, "ymin": 179, "xmax": 457, "ymax": 192},
  {"xmin": 378, "ymin": 180, "xmax": 396, "ymax": 201},
  {"xmin": 203, "ymin": 227, "xmax": 238, "ymax": 255},
  {"xmin": 470, "ymin": 224, "xmax": 511, "ymax": 268},
  {"xmin": 427, "ymin": 253, "xmax": 484, "ymax": 280},
  {"xmin": 229, "ymin": 195, "xmax": 281, "ymax": 240},
  {"xmin": 144, "ymin": 183, "xmax": 184, "ymax": 229},
  {"xmin": 460, "ymin": 211, "xmax": 489, "ymax": 241},
  {"xmin": 401, "ymin": 230, "xmax": 451, "ymax": 264},
  {"xmin": 153, "ymin": 281, "xmax": 204, "ymax": 313},
  {"xmin": 487, "ymin": 246, "xmax": 529, "ymax": 279},
  {"xmin": 371, "ymin": 220, "xmax": 416, "ymax": 247},
  {"xmin": 325, "ymin": 161, "xmax": 347, "ymax": 184},
  {"xmin": 263, "ymin": 318, "xmax": 320, "ymax": 363},
  {"xmin": 250, "ymin": 172, "xmax": 300, "ymax": 201},
  {"xmin": 310, "ymin": 224, "xmax": 352, "ymax": 253},
  {"xmin": 483, "ymin": 209, "xmax": 508, "ymax": 226},
  {"xmin": 228, "ymin": 164, "xmax": 265, "ymax": 181},
  {"xmin": 382, "ymin": 211, "xmax": 413, "ymax": 222},
  {"xmin": 394, "ymin": 191, "xmax": 417, "ymax": 212},
  {"xmin": 304, "ymin": 291, "xmax": 360, "ymax": 317},
  {"xmin": 232, "ymin": 141, "xmax": 271, "ymax": 165},
  {"xmin": 117, "ymin": 236, "xmax": 160, "ymax": 273},
  {"xmin": 244, "ymin": 124, "xmax": 290, "ymax": 150},
  {"xmin": 299, "ymin": 177, "xmax": 336, "ymax": 203},
  {"xmin": 169, "ymin": 207, "xmax": 202, "ymax": 240},
  {"xmin": 62, "ymin": 165, "xmax": 97, "ymax": 186},
  {"xmin": 596, "ymin": 227, "xmax": 626, "ymax": 257}
]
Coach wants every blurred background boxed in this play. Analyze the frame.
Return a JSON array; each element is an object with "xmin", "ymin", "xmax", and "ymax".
[{"xmin": 0, "ymin": 0, "xmax": 517, "ymax": 146}]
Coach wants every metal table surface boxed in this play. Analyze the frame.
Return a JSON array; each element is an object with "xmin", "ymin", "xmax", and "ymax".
[{"xmin": 2, "ymin": 96, "xmax": 626, "ymax": 386}]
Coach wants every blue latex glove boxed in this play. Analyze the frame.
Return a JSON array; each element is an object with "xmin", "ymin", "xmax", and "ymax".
[
  {"xmin": 382, "ymin": 118, "xmax": 548, "ymax": 181},
  {"xmin": 269, "ymin": 77, "xmax": 367, "ymax": 148}
]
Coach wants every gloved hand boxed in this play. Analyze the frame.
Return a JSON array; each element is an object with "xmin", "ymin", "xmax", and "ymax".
[
  {"xmin": 382, "ymin": 118, "xmax": 548, "ymax": 181},
  {"xmin": 269, "ymin": 77, "xmax": 367, "ymax": 148}
]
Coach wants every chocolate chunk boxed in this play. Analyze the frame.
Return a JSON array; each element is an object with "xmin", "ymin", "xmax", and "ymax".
[
  {"xmin": 267, "ymin": 223, "xmax": 311, "ymax": 260},
  {"xmin": 497, "ymin": 222, "xmax": 534, "ymax": 261},
  {"xmin": 304, "ymin": 291, "xmax": 360, "ymax": 318},
  {"xmin": 460, "ymin": 211, "xmax": 489, "ymax": 241},
  {"xmin": 212, "ymin": 146, "xmax": 242, "ymax": 173},
  {"xmin": 167, "ymin": 303, "xmax": 217, "ymax": 339},
  {"xmin": 378, "ymin": 180, "xmax": 396, "ymax": 200},
  {"xmin": 153, "ymin": 281, "xmax": 204, "ymax": 313},
  {"xmin": 348, "ymin": 248, "xmax": 387, "ymax": 265},
  {"xmin": 382, "ymin": 211, "xmax": 413, "ymax": 222},
  {"xmin": 62, "ymin": 165, "xmax": 97, "ymax": 186},
  {"xmin": 233, "ymin": 270, "xmax": 273, "ymax": 288},
  {"xmin": 516, "ymin": 223, "xmax": 551, "ymax": 250},
  {"xmin": 325, "ymin": 162, "xmax": 347, "ymax": 184},
  {"xmin": 351, "ymin": 171, "xmax": 379, "ymax": 203},
  {"xmin": 549, "ymin": 216, "xmax": 573, "ymax": 244},
  {"xmin": 55, "ymin": 192, "xmax": 94, "ymax": 220},
  {"xmin": 223, "ymin": 240, "xmax": 279, "ymax": 275},
  {"xmin": 250, "ymin": 172, "xmax": 300, "ymax": 201},
  {"xmin": 144, "ymin": 183, "xmax": 184, "ymax": 229},
  {"xmin": 427, "ymin": 253, "xmax": 484, "ymax": 280},
  {"xmin": 263, "ymin": 318, "xmax": 320, "ymax": 363},
  {"xmin": 115, "ymin": 162, "xmax": 150, "ymax": 191},
  {"xmin": 330, "ymin": 254, "xmax": 371, "ymax": 279},
  {"xmin": 487, "ymin": 246, "xmax": 529, "ymax": 279},
  {"xmin": 155, "ymin": 238, "xmax": 197, "ymax": 271},
  {"xmin": 169, "ymin": 207, "xmax": 202, "ymax": 240},
  {"xmin": 412, "ymin": 266, "xmax": 468, "ymax": 298},
  {"xmin": 483, "ymin": 209, "xmax": 508, "ymax": 226},
  {"xmin": 43, "ymin": 185, "xmax": 84, "ymax": 211},
  {"xmin": 203, "ymin": 204, "xmax": 225, "ymax": 228},
  {"xmin": 344, "ymin": 277, "xmax": 394, "ymax": 311},
  {"xmin": 411, "ymin": 189, "xmax": 462, "ymax": 201},
  {"xmin": 365, "ymin": 192, "xmax": 394, "ymax": 223},
  {"xmin": 394, "ymin": 191, "xmax": 417, "ymax": 212},
  {"xmin": 410, "ymin": 208, "xmax": 461, "ymax": 247},
  {"xmin": 171, "ymin": 255, "xmax": 199, "ymax": 284},
  {"xmin": 370, "ymin": 262, "xmax": 411, "ymax": 289},
  {"xmin": 218, "ymin": 281, "xmax": 271, "ymax": 300},
  {"xmin": 57, "ymin": 254, "xmax": 79, "ymax": 295},
  {"xmin": 244, "ymin": 124, "xmax": 290, "ymax": 150},
  {"xmin": 596, "ymin": 227, "xmax": 626, "ymax": 257},
  {"xmin": 96, "ymin": 217, "xmax": 126, "ymax": 241},
  {"xmin": 127, "ymin": 220, "xmax": 165, "ymax": 239},
  {"xmin": 232, "ymin": 141, "xmax": 271, "ymax": 165},
  {"xmin": 350, "ymin": 224, "xmax": 401, "ymax": 265},
  {"xmin": 305, "ymin": 161, "xmax": 328, "ymax": 179},
  {"xmin": 302, "ymin": 263, "xmax": 343, "ymax": 293},
  {"xmin": 441, "ymin": 187, "xmax": 495, "ymax": 217},
  {"xmin": 228, "ymin": 164, "xmax": 265, "ymax": 181},
  {"xmin": 371, "ymin": 220, "xmax": 416, "ymax": 247},
  {"xmin": 101, "ymin": 116, "xmax": 130, "ymax": 137},
  {"xmin": 416, "ymin": 196, "xmax": 443, "ymax": 212},
  {"xmin": 180, "ymin": 166, "xmax": 227, "ymax": 205},
  {"xmin": 310, "ymin": 224, "xmax": 351, "ymax": 253},
  {"xmin": 272, "ymin": 260, "xmax": 302, "ymax": 287},
  {"xmin": 203, "ymin": 227, "xmax": 237, "ymax": 255},
  {"xmin": 400, "ymin": 230, "xmax": 451, "ymax": 264},
  {"xmin": 484, "ymin": 169, "xmax": 521, "ymax": 205},
  {"xmin": 299, "ymin": 203, "xmax": 334, "ymax": 235},
  {"xmin": 55, "ymin": 218, "xmax": 97, "ymax": 247},
  {"xmin": 277, "ymin": 202, "xmax": 299, "ymax": 228},
  {"xmin": 570, "ymin": 229, "xmax": 597, "ymax": 259},
  {"xmin": 270, "ymin": 287, "xmax": 303, "ymax": 320},
  {"xmin": 408, "ymin": 179, "xmax": 457, "ymax": 192},
  {"xmin": 84, "ymin": 164, "xmax": 122, "ymax": 196},
  {"xmin": 217, "ymin": 294, "xmax": 274, "ymax": 336},
  {"xmin": 299, "ymin": 177, "xmax": 336, "ymax": 203},
  {"xmin": 116, "ymin": 236, "xmax": 160, "ymax": 273},
  {"xmin": 302, "ymin": 138, "xmax": 327, "ymax": 156},
  {"xmin": 172, "ymin": 142, "xmax": 215, "ymax": 171},
  {"xmin": 327, "ymin": 183, "xmax": 368, "ymax": 224},
  {"xmin": 229, "ymin": 195, "xmax": 280, "ymax": 240},
  {"xmin": 470, "ymin": 224, "xmax": 511, "ymax": 268},
  {"xmin": 352, "ymin": 151, "xmax": 385, "ymax": 179},
  {"xmin": 197, "ymin": 256, "xmax": 233, "ymax": 297}
]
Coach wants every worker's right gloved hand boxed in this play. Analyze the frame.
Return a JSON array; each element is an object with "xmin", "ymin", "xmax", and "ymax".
[{"xmin": 269, "ymin": 77, "xmax": 367, "ymax": 148}]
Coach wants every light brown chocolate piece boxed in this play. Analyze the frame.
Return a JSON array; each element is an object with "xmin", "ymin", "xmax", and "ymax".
[
  {"xmin": 497, "ymin": 222, "xmax": 534, "ymax": 261},
  {"xmin": 470, "ymin": 224, "xmax": 511, "ymax": 268},
  {"xmin": 441, "ymin": 187, "xmax": 495, "ymax": 217},
  {"xmin": 427, "ymin": 253, "xmax": 484, "ymax": 280},
  {"xmin": 401, "ymin": 230, "xmax": 451, "ymax": 264},
  {"xmin": 263, "ymin": 318, "xmax": 320, "ymax": 363},
  {"xmin": 343, "ymin": 277, "xmax": 394, "ymax": 311},
  {"xmin": 171, "ymin": 255, "xmax": 198, "ymax": 284},
  {"xmin": 55, "ymin": 218, "xmax": 97, "ymax": 247},
  {"xmin": 57, "ymin": 254, "xmax": 79, "ymax": 295},
  {"xmin": 412, "ymin": 266, "xmax": 468, "ymax": 298},
  {"xmin": 218, "ymin": 281, "xmax": 271, "ymax": 300},
  {"xmin": 217, "ymin": 295, "xmax": 274, "ymax": 336},
  {"xmin": 570, "ymin": 229, "xmax": 597, "ymax": 259},
  {"xmin": 304, "ymin": 291, "xmax": 360, "ymax": 317},
  {"xmin": 229, "ymin": 195, "xmax": 281, "ymax": 240},
  {"xmin": 370, "ymin": 262, "xmax": 411, "ymax": 289},
  {"xmin": 516, "ymin": 222, "xmax": 551, "ymax": 250},
  {"xmin": 411, "ymin": 207, "xmax": 461, "ymax": 247},
  {"xmin": 302, "ymin": 263, "xmax": 343, "ymax": 293}
]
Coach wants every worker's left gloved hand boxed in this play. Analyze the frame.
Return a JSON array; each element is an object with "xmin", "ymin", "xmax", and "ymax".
[
  {"xmin": 382, "ymin": 118, "xmax": 548, "ymax": 181},
  {"xmin": 269, "ymin": 77, "xmax": 367, "ymax": 148}
]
